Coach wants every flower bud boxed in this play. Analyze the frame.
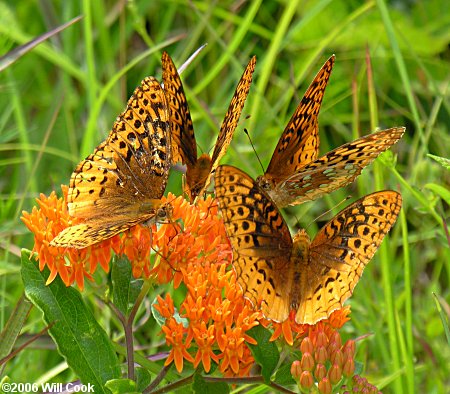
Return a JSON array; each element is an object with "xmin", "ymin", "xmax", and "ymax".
[
  {"xmin": 314, "ymin": 363, "xmax": 327, "ymax": 380},
  {"xmin": 299, "ymin": 370, "xmax": 314, "ymax": 389},
  {"xmin": 318, "ymin": 377, "xmax": 332, "ymax": 394},
  {"xmin": 328, "ymin": 363, "xmax": 342, "ymax": 385},
  {"xmin": 316, "ymin": 331, "xmax": 328, "ymax": 348},
  {"xmin": 315, "ymin": 345, "xmax": 328, "ymax": 364},
  {"xmin": 330, "ymin": 348, "xmax": 344, "ymax": 367},
  {"xmin": 343, "ymin": 339, "xmax": 356, "ymax": 359},
  {"xmin": 301, "ymin": 352, "xmax": 314, "ymax": 371},
  {"xmin": 327, "ymin": 341, "xmax": 337, "ymax": 355},
  {"xmin": 290, "ymin": 360, "xmax": 302, "ymax": 380},
  {"xmin": 301, "ymin": 336, "xmax": 314, "ymax": 354},
  {"xmin": 330, "ymin": 331, "xmax": 342, "ymax": 348},
  {"xmin": 343, "ymin": 358, "xmax": 355, "ymax": 377}
]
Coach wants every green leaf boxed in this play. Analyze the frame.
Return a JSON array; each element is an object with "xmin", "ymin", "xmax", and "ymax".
[
  {"xmin": 0, "ymin": 294, "xmax": 32, "ymax": 362},
  {"xmin": 192, "ymin": 373, "xmax": 229, "ymax": 394},
  {"xmin": 355, "ymin": 360, "xmax": 364, "ymax": 376},
  {"xmin": 111, "ymin": 255, "xmax": 143, "ymax": 316},
  {"xmin": 135, "ymin": 367, "xmax": 152, "ymax": 393},
  {"xmin": 428, "ymin": 154, "xmax": 450, "ymax": 170},
  {"xmin": 424, "ymin": 183, "xmax": 450, "ymax": 206},
  {"xmin": 104, "ymin": 378, "xmax": 138, "ymax": 394},
  {"xmin": 21, "ymin": 249, "xmax": 121, "ymax": 390},
  {"xmin": 246, "ymin": 325, "xmax": 280, "ymax": 383},
  {"xmin": 432, "ymin": 293, "xmax": 450, "ymax": 346},
  {"xmin": 273, "ymin": 362, "xmax": 296, "ymax": 386}
]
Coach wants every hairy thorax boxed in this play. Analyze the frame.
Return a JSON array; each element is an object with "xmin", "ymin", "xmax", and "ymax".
[{"xmin": 256, "ymin": 174, "xmax": 290, "ymax": 207}]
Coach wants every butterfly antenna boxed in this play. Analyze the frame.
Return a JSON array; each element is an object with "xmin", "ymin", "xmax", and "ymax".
[
  {"xmin": 305, "ymin": 196, "xmax": 352, "ymax": 229},
  {"xmin": 178, "ymin": 43, "xmax": 208, "ymax": 75},
  {"xmin": 244, "ymin": 128, "xmax": 265, "ymax": 174}
]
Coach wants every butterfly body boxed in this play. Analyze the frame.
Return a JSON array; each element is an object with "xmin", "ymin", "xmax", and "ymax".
[
  {"xmin": 215, "ymin": 165, "xmax": 402, "ymax": 325},
  {"xmin": 51, "ymin": 77, "xmax": 171, "ymax": 249}
]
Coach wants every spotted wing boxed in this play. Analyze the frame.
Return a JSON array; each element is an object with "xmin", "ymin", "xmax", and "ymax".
[
  {"xmin": 51, "ymin": 77, "xmax": 170, "ymax": 247},
  {"xmin": 267, "ymin": 127, "xmax": 405, "ymax": 207},
  {"xmin": 162, "ymin": 51, "xmax": 197, "ymax": 167},
  {"xmin": 264, "ymin": 55, "xmax": 335, "ymax": 182},
  {"xmin": 214, "ymin": 165, "xmax": 294, "ymax": 322},
  {"xmin": 294, "ymin": 191, "xmax": 402, "ymax": 324},
  {"xmin": 51, "ymin": 210, "xmax": 157, "ymax": 248},
  {"xmin": 210, "ymin": 56, "xmax": 256, "ymax": 168}
]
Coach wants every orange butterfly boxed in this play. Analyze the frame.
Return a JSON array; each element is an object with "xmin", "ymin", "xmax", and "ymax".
[
  {"xmin": 162, "ymin": 52, "xmax": 256, "ymax": 201},
  {"xmin": 254, "ymin": 55, "xmax": 404, "ymax": 207},
  {"xmin": 215, "ymin": 165, "xmax": 402, "ymax": 324},
  {"xmin": 51, "ymin": 77, "xmax": 171, "ymax": 248}
]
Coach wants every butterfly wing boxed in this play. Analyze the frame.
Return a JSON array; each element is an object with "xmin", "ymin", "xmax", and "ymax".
[
  {"xmin": 162, "ymin": 51, "xmax": 197, "ymax": 167},
  {"xmin": 267, "ymin": 127, "xmax": 405, "ymax": 207},
  {"xmin": 51, "ymin": 209, "xmax": 157, "ymax": 248},
  {"xmin": 263, "ymin": 55, "xmax": 335, "ymax": 183},
  {"xmin": 214, "ymin": 165, "xmax": 294, "ymax": 322},
  {"xmin": 51, "ymin": 77, "xmax": 171, "ymax": 247},
  {"xmin": 293, "ymin": 191, "xmax": 402, "ymax": 324},
  {"xmin": 210, "ymin": 56, "xmax": 256, "ymax": 168}
]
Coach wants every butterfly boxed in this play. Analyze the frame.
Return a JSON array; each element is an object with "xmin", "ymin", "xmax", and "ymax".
[
  {"xmin": 51, "ymin": 76, "xmax": 171, "ymax": 249},
  {"xmin": 254, "ymin": 55, "xmax": 404, "ymax": 207},
  {"xmin": 214, "ymin": 164, "xmax": 402, "ymax": 324},
  {"xmin": 162, "ymin": 51, "xmax": 256, "ymax": 202}
]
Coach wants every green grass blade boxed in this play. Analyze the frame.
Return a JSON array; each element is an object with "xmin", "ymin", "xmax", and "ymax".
[{"xmin": 400, "ymin": 207, "xmax": 415, "ymax": 393}]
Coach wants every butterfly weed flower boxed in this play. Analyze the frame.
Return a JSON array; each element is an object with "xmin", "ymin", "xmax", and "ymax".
[
  {"xmin": 116, "ymin": 224, "xmax": 154, "ymax": 278},
  {"xmin": 161, "ymin": 316, "xmax": 194, "ymax": 373},
  {"xmin": 21, "ymin": 185, "xmax": 118, "ymax": 290}
]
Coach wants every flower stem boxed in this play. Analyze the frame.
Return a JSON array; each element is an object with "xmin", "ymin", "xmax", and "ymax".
[{"xmin": 143, "ymin": 364, "xmax": 171, "ymax": 393}]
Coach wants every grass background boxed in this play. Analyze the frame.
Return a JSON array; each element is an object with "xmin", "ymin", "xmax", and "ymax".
[{"xmin": 0, "ymin": 0, "xmax": 449, "ymax": 392}]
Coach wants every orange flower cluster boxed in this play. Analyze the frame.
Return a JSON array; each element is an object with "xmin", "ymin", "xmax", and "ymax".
[
  {"xmin": 21, "ymin": 186, "xmax": 117, "ymax": 289},
  {"xmin": 152, "ymin": 196, "xmax": 261, "ymax": 375},
  {"xmin": 22, "ymin": 188, "xmax": 358, "ymax": 378}
]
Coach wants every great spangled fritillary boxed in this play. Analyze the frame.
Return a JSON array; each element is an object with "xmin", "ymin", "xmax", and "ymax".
[
  {"xmin": 215, "ymin": 165, "xmax": 402, "ymax": 324},
  {"xmin": 255, "ymin": 54, "xmax": 404, "ymax": 207},
  {"xmin": 258, "ymin": 127, "xmax": 405, "ymax": 207},
  {"xmin": 50, "ymin": 77, "xmax": 171, "ymax": 249},
  {"xmin": 162, "ymin": 52, "xmax": 256, "ymax": 202}
]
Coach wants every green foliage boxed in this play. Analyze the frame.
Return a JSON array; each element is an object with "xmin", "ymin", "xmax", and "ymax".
[
  {"xmin": 192, "ymin": 373, "xmax": 229, "ymax": 394},
  {"xmin": 247, "ymin": 325, "xmax": 280, "ymax": 383},
  {"xmin": 20, "ymin": 249, "xmax": 121, "ymax": 391},
  {"xmin": 0, "ymin": 0, "xmax": 449, "ymax": 392},
  {"xmin": 111, "ymin": 255, "xmax": 144, "ymax": 316}
]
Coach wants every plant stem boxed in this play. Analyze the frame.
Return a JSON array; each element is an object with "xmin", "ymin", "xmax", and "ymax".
[{"xmin": 143, "ymin": 364, "xmax": 171, "ymax": 393}]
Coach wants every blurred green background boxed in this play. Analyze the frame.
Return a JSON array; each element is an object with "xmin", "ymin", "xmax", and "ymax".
[{"xmin": 0, "ymin": 0, "xmax": 448, "ymax": 392}]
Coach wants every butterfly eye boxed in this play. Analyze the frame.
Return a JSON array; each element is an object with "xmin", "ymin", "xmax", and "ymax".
[
  {"xmin": 157, "ymin": 208, "xmax": 167, "ymax": 219},
  {"xmin": 260, "ymin": 180, "xmax": 271, "ymax": 191}
]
